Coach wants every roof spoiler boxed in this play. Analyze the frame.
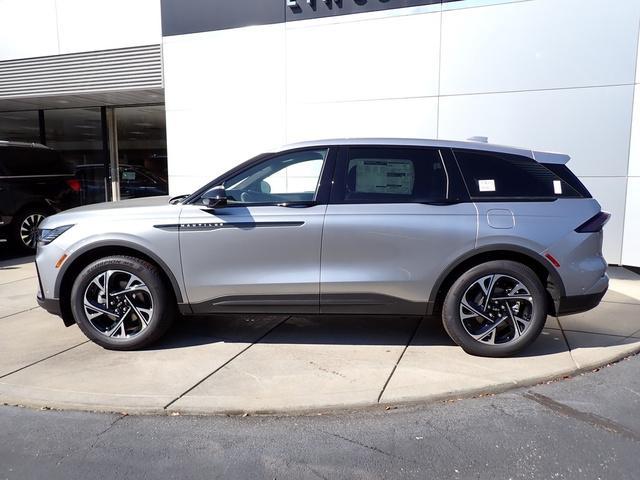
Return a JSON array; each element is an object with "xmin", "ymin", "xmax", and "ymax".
[{"xmin": 532, "ymin": 150, "xmax": 570, "ymax": 165}]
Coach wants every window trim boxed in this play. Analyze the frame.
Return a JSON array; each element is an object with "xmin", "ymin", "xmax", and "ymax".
[
  {"xmin": 186, "ymin": 146, "xmax": 338, "ymax": 207},
  {"xmin": 329, "ymin": 145, "xmax": 467, "ymax": 206}
]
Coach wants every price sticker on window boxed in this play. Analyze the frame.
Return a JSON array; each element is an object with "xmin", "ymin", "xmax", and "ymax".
[
  {"xmin": 553, "ymin": 180, "xmax": 563, "ymax": 195},
  {"xmin": 478, "ymin": 179, "xmax": 496, "ymax": 192}
]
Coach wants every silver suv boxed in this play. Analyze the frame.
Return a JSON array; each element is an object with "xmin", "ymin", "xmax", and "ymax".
[{"xmin": 35, "ymin": 139, "xmax": 609, "ymax": 357}]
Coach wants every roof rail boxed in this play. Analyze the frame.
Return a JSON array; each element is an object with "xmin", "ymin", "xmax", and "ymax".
[{"xmin": 467, "ymin": 136, "xmax": 489, "ymax": 143}]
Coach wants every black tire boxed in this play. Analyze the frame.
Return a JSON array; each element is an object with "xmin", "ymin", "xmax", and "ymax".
[
  {"xmin": 442, "ymin": 260, "xmax": 547, "ymax": 357},
  {"xmin": 9, "ymin": 207, "xmax": 48, "ymax": 253},
  {"xmin": 70, "ymin": 255, "xmax": 174, "ymax": 350}
]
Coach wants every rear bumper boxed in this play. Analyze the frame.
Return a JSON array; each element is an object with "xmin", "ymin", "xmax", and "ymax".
[{"xmin": 557, "ymin": 274, "xmax": 608, "ymax": 316}]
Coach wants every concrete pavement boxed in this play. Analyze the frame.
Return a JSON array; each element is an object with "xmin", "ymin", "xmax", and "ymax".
[{"xmin": 1, "ymin": 252, "xmax": 639, "ymax": 415}]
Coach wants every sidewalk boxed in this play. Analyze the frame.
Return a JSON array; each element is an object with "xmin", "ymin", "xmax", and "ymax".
[{"xmin": 1, "ymin": 253, "xmax": 639, "ymax": 415}]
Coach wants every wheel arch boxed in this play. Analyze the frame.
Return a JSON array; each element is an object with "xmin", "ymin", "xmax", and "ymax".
[
  {"xmin": 56, "ymin": 241, "xmax": 185, "ymax": 326},
  {"xmin": 428, "ymin": 245, "xmax": 565, "ymax": 317}
]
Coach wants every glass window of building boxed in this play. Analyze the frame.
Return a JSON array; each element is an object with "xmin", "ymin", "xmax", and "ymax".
[
  {"xmin": 44, "ymin": 108, "xmax": 107, "ymax": 205},
  {"xmin": 0, "ymin": 111, "xmax": 40, "ymax": 143}
]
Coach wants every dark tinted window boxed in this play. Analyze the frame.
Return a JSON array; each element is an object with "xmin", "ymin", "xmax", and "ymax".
[
  {"xmin": 0, "ymin": 147, "xmax": 71, "ymax": 176},
  {"xmin": 338, "ymin": 147, "xmax": 449, "ymax": 203},
  {"xmin": 454, "ymin": 149, "xmax": 582, "ymax": 200},
  {"xmin": 542, "ymin": 163, "xmax": 591, "ymax": 198}
]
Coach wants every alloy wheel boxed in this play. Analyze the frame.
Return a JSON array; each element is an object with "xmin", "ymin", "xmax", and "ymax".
[
  {"xmin": 20, "ymin": 214, "xmax": 45, "ymax": 249},
  {"xmin": 459, "ymin": 274, "xmax": 534, "ymax": 346},
  {"xmin": 83, "ymin": 270, "xmax": 154, "ymax": 339}
]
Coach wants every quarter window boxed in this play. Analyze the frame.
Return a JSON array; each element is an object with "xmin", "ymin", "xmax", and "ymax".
[
  {"xmin": 454, "ymin": 149, "xmax": 581, "ymax": 200},
  {"xmin": 337, "ymin": 147, "xmax": 449, "ymax": 203}
]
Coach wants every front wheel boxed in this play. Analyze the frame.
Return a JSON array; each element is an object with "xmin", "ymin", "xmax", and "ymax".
[
  {"xmin": 70, "ymin": 255, "xmax": 174, "ymax": 350},
  {"xmin": 442, "ymin": 260, "xmax": 547, "ymax": 357}
]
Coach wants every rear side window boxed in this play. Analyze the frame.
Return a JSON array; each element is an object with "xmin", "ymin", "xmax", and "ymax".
[
  {"xmin": 337, "ymin": 147, "xmax": 449, "ymax": 203},
  {"xmin": 0, "ymin": 147, "xmax": 71, "ymax": 176},
  {"xmin": 453, "ymin": 149, "xmax": 582, "ymax": 200}
]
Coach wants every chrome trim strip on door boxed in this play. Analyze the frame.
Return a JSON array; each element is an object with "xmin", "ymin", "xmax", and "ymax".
[{"xmin": 153, "ymin": 221, "xmax": 305, "ymax": 232}]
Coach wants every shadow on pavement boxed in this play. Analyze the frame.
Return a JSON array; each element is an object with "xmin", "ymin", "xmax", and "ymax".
[
  {"xmin": 0, "ymin": 244, "xmax": 33, "ymax": 267},
  {"xmin": 151, "ymin": 313, "xmax": 578, "ymax": 359}
]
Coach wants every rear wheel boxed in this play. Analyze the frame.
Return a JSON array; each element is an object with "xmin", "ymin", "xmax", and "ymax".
[
  {"xmin": 442, "ymin": 260, "xmax": 547, "ymax": 357},
  {"xmin": 10, "ymin": 208, "xmax": 47, "ymax": 252},
  {"xmin": 70, "ymin": 255, "xmax": 174, "ymax": 350}
]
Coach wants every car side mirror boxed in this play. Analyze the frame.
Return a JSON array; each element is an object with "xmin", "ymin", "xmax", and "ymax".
[{"xmin": 201, "ymin": 186, "xmax": 227, "ymax": 208}]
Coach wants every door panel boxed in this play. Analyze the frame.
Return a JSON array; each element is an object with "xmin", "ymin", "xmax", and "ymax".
[
  {"xmin": 180, "ymin": 204, "xmax": 326, "ymax": 313},
  {"xmin": 178, "ymin": 147, "xmax": 334, "ymax": 313},
  {"xmin": 320, "ymin": 203, "xmax": 477, "ymax": 314},
  {"xmin": 320, "ymin": 145, "xmax": 477, "ymax": 314}
]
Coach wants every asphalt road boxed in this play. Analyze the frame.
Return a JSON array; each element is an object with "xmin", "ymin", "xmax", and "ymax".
[{"xmin": 0, "ymin": 354, "xmax": 638, "ymax": 480}]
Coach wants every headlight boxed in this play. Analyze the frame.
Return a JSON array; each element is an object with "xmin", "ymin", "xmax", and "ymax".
[{"xmin": 38, "ymin": 225, "xmax": 74, "ymax": 245}]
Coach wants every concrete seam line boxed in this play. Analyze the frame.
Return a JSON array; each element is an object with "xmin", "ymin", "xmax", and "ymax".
[
  {"xmin": 0, "ymin": 275, "xmax": 37, "ymax": 286},
  {"xmin": 0, "ymin": 341, "xmax": 90, "ymax": 380},
  {"xmin": 0, "ymin": 306, "xmax": 39, "ymax": 320},
  {"xmin": 162, "ymin": 316, "xmax": 291, "ymax": 411},
  {"xmin": 555, "ymin": 315, "xmax": 579, "ymax": 370},
  {"xmin": 376, "ymin": 316, "xmax": 423, "ymax": 404}
]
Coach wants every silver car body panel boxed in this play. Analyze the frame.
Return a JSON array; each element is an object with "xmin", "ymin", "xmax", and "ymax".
[
  {"xmin": 178, "ymin": 203, "xmax": 326, "ymax": 312},
  {"xmin": 320, "ymin": 202, "xmax": 477, "ymax": 314}
]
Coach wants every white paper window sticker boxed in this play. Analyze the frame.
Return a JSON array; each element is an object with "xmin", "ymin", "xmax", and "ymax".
[
  {"xmin": 553, "ymin": 180, "xmax": 562, "ymax": 195},
  {"xmin": 478, "ymin": 179, "xmax": 496, "ymax": 192}
]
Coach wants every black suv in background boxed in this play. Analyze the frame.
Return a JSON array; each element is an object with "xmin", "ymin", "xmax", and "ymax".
[
  {"xmin": 75, "ymin": 164, "xmax": 168, "ymax": 202},
  {"xmin": 0, "ymin": 141, "xmax": 80, "ymax": 251}
]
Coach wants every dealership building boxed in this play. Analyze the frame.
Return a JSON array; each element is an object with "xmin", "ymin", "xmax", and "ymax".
[{"xmin": 0, "ymin": 0, "xmax": 639, "ymax": 266}]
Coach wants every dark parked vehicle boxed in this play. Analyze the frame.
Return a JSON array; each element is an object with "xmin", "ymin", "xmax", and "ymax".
[
  {"xmin": 75, "ymin": 164, "xmax": 168, "ymax": 201},
  {"xmin": 0, "ymin": 141, "xmax": 80, "ymax": 251}
]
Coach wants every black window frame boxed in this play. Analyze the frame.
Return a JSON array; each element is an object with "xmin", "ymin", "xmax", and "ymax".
[
  {"xmin": 329, "ymin": 145, "xmax": 469, "ymax": 205},
  {"xmin": 186, "ymin": 146, "xmax": 338, "ymax": 207}
]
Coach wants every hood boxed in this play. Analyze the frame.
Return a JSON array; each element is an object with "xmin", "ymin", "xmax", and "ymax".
[
  {"xmin": 65, "ymin": 195, "xmax": 172, "ymax": 213},
  {"xmin": 39, "ymin": 195, "xmax": 178, "ymax": 230}
]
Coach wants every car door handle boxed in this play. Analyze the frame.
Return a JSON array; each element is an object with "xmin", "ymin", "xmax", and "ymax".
[{"xmin": 277, "ymin": 202, "xmax": 316, "ymax": 208}]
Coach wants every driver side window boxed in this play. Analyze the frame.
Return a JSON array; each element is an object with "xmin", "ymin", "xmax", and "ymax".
[{"xmin": 222, "ymin": 149, "xmax": 327, "ymax": 205}]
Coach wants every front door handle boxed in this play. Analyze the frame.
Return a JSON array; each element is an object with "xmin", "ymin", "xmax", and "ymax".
[{"xmin": 277, "ymin": 202, "xmax": 316, "ymax": 208}]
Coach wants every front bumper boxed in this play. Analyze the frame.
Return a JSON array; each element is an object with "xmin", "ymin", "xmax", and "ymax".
[{"xmin": 37, "ymin": 295, "xmax": 61, "ymax": 316}]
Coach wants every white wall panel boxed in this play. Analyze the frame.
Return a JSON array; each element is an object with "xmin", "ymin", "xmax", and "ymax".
[
  {"xmin": 286, "ymin": 97, "xmax": 438, "ymax": 143},
  {"xmin": 0, "ymin": 0, "xmax": 59, "ymax": 61},
  {"xmin": 629, "ymin": 85, "xmax": 640, "ymax": 178},
  {"xmin": 438, "ymin": 85, "xmax": 634, "ymax": 178},
  {"xmin": 579, "ymin": 177, "xmax": 627, "ymax": 265},
  {"xmin": 441, "ymin": 0, "xmax": 640, "ymax": 95},
  {"xmin": 56, "ymin": 0, "xmax": 161, "ymax": 54},
  {"xmin": 164, "ymin": 25, "xmax": 286, "ymax": 194},
  {"xmin": 622, "ymin": 177, "xmax": 640, "ymax": 266},
  {"xmin": 286, "ymin": 11, "xmax": 440, "ymax": 104}
]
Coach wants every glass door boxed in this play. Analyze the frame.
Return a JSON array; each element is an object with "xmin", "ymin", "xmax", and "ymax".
[{"xmin": 114, "ymin": 106, "xmax": 168, "ymax": 200}]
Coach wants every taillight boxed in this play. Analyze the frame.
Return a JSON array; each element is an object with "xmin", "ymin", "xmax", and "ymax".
[
  {"xmin": 66, "ymin": 178, "xmax": 81, "ymax": 192},
  {"xmin": 575, "ymin": 211, "xmax": 610, "ymax": 233}
]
